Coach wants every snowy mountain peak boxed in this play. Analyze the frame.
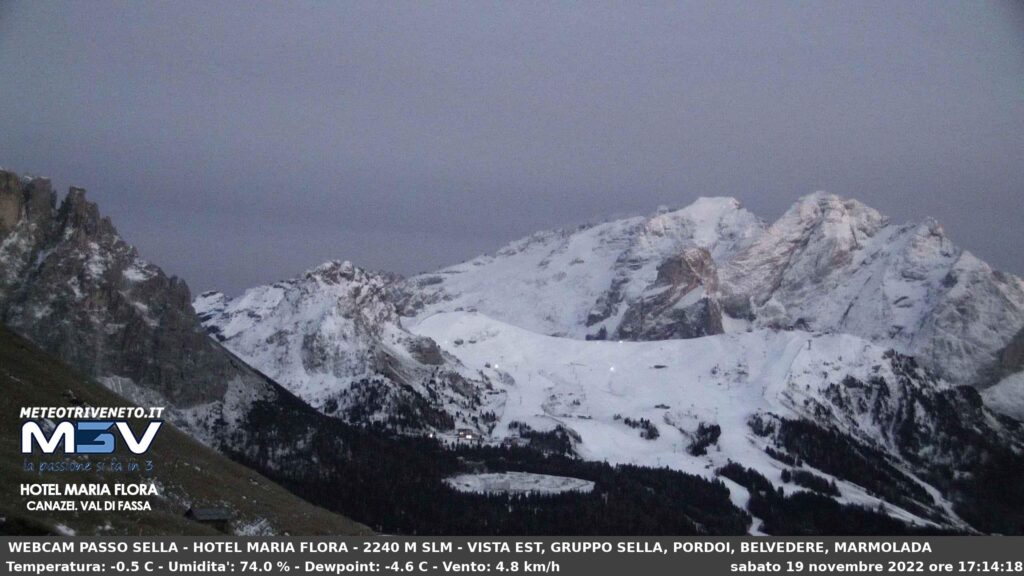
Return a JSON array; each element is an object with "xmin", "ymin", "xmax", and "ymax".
[
  {"xmin": 195, "ymin": 258, "xmax": 491, "ymax": 432},
  {"xmin": 645, "ymin": 196, "xmax": 743, "ymax": 228},
  {"xmin": 779, "ymin": 191, "xmax": 889, "ymax": 247},
  {"xmin": 399, "ymin": 195, "xmax": 763, "ymax": 339},
  {"xmin": 721, "ymin": 194, "xmax": 1023, "ymax": 385},
  {"xmin": 191, "ymin": 185, "xmax": 1024, "ymax": 429},
  {"xmin": 640, "ymin": 196, "xmax": 762, "ymax": 259},
  {"xmin": 390, "ymin": 191, "xmax": 1024, "ymax": 386},
  {"xmin": 307, "ymin": 259, "xmax": 359, "ymax": 282}
]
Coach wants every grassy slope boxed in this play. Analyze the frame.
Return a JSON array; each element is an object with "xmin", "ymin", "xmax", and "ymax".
[{"xmin": 0, "ymin": 325, "xmax": 371, "ymax": 536}]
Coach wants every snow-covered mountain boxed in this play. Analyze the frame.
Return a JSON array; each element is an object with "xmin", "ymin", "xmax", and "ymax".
[
  {"xmin": 720, "ymin": 192, "xmax": 1024, "ymax": 387},
  {"xmin": 400, "ymin": 192, "xmax": 1024, "ymax": 387},
  {"xmin": 398, "ymin": 197, "xmax": 764, "ymax": 340},
  {"xmin": 9, "ymin": 164, "xmax": 1019, "ymax": 534},
  {"xmin": 194, "ymin": 190, "xmax": 1024, "ymax": 532},
  {"xmin": 980, "ymin": 328, "xmax": 1024, "ymax": 421},
  {"xmin": 194, "ymin": 261, "xmax": 493, "ymax": 432},
  {"xmin": 985, "ymin": 373, "xmax": 1024, "ymax": 422}
]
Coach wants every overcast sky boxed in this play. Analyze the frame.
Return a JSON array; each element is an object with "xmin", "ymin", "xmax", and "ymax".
[{"xmin": 1, "ymin": 1, "xmax": 1022, "ymax": 294}]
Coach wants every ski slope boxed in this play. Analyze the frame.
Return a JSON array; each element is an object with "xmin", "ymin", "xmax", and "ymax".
[{"xmin": 412, "ymin": 311, "xmax": 956, "ymax": 528}]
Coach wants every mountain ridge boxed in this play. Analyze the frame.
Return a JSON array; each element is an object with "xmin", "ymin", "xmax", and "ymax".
[
  {"xmin": 195, "ymin": 185, "xmax": 1024, "ymax": 533},
  {"xmin": 3, "ymin": 167, "xmax": 1023, "ymax": 534},
  {"xmin": 393, "ymin": 191, "xmax": 1024, "ymax": 388}
]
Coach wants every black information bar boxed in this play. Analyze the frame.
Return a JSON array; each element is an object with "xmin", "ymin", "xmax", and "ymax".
[{"xmin": 3, "ymin": 537, "xmax": 1023, "ymax": 575}]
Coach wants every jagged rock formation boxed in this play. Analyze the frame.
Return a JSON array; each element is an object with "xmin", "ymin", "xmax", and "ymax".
[
  {"xmin": 0, "ymin": 170, "xmax": 400, "ymax": 470},
  {"xmin": 0, "ymin": 173, "xmax": 247, "ymax": 406},
  {"xmin": 0, "ymin": 171, "xmax": 25, "ymax": 235}
]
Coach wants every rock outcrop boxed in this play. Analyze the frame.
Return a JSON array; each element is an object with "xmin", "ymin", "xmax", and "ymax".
[
  {"xmin": 616, "ymin": 247, "xmax": 724, "ymax": 340},
  {"xmin": 0, "ymin": 170, "xmax": 370, "ymax": 467}
]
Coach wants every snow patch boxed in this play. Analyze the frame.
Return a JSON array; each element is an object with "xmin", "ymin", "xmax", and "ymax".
[
  {"xmin": 53, "ymin": 524, "xmax": 77, "ymax": 536},
  {"xmin": 983, "ymin": 372, "xmax": 1024, "ymax": 422}
]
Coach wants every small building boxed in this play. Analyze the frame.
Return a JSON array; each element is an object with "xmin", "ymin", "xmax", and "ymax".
[
  {"xmin": 456, "ymin": 428, "xmax": 478, "ymax": 442},
  {"xmin": 184, "ymin": 507, "xmax": 233, "ymax": 533}
]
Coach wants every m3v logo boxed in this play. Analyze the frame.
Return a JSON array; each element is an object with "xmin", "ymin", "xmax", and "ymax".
[{"xmin": 21, "ymin": 420, "xmax": 163, "ymax": 454}]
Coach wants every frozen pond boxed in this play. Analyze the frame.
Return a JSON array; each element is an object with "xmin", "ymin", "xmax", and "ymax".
[{"xmin": 445, "ymin": 472, "xmax": 595, "ymax": 495}]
